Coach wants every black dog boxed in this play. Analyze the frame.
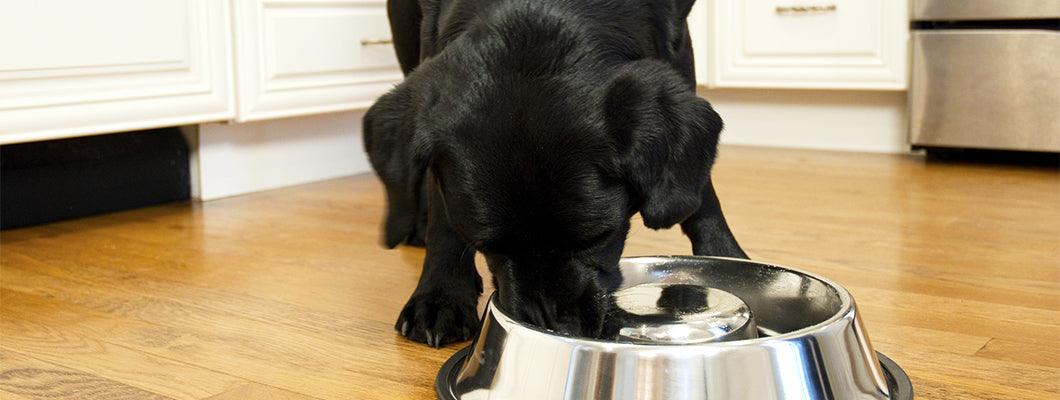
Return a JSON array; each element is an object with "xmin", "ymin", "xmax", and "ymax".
[{"xmin": 364, "ymin": 0, "xmax": 746, "ymax": 347}]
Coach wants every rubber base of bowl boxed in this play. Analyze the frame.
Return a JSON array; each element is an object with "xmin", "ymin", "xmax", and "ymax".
[
  {"xmin": 436, "ymin": 346, "xmax": 470, "ymax": 400},
  {"xmin": 878, "ymin": 352, "xmax": 914, "ymax": 400},
  {"xmin": 437, "ymin": 346, "xmax": 913, "ymax": 399}
]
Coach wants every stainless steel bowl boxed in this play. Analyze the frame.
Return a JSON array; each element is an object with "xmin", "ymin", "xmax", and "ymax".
[{"xmin": 437, "ymin": 256, "xmax": 912, "ymax": 400}]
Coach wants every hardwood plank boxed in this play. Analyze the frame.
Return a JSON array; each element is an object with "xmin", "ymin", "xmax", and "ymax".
[
  {"xmin": 0, "ymin": 345, "xmax": 174, "ymax": 400},
  {"xmin": 0, "ymin": 293, "xmax": 245, "ymax": 400},
  {"xmin": 203, "ymin": 383, "xmax": 320, "ymax": 400},
  {"xmin": 1, "ymin": 281, "xmax": 435, "ymax": 400},
  {"xmin": 975, "ymin": 338, "xmax": 1060, "ymax": 369},
  {"xmin": 883, "ymin": 346, "xmax": 1060, "ymax": 398},
  {"xmin": 0, "ymin": 217, "xmax": 477, "ymax": 331},
  {"xmin": 860, "ymin": 321, "xmax": 990, "ymax": 356},
  {"xmin": 851, "ymin": 286, "xmax": 1060, "ymax": 344},
  {"xmin": 1, "ymin": 247, "xmax": 457, "ymax": 357},
  {"xmin": 912, "ymin": 377, "xmax": 1053, "ymax": 400},
  {"xmin": 0, "ymin": 390, "xmax": 39, "ymax": 400}
]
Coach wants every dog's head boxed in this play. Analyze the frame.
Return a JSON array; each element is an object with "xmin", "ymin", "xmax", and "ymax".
[{"xmin": 364, "ymin": 56, "xmax": 722, "ymax": 338}]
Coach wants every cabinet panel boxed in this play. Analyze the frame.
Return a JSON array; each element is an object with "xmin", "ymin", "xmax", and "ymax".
[
  {"xmin": 1, "ymin": 1, "xmax": 187, "ymax": 73},
  {"xmin": 693, "ymin": 0, "xmax": 909, "ymax": 90},
  {"xmin": 0, "ymin": 0, "xmax": 234, "ymax": 144},
  {"xmin": 234, "ymin": 0, "xmax": 403, "ymax": 122}
]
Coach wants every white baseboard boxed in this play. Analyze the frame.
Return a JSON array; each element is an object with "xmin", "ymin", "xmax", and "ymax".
[
  {"xmin": 193, "ymin": 110, "xmax": 371, "ymax": 201},
  {"xmin": 701, "ymin": 88, "xmax": 910, "ymax": 153}
]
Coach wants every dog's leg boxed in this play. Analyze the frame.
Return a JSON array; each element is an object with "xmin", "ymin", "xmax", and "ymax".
[
  {"xmin": 395, "ymin": 179, "xmax": 483, "ymax": 347},
  {"xmin": 680, "ymin": 179, "xmax": 748, "ymax": 258}
]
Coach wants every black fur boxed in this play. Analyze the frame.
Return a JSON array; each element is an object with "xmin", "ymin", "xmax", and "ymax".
[{"xmin": 364, "ymin": 0, "xmax": 746, "ymax": 347}]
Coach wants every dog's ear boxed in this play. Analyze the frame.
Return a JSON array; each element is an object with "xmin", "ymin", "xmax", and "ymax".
[
  {"xmin": 363, "ymin": 83, "xmax": 433, "ymax": 248},
  {"xmin": 604, "ymin": 60, "xmax": 723, "ymax": 230},
  {"xmin": 674, "ymin": 0, "xmax": 697, "ymax": 19}
]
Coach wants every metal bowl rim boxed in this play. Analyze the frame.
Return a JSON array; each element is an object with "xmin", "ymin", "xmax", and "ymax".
[
  {"xmin": 435, "ymin": 347, "xmax": 913, "ymax": 400},
  {"xmin": 486, "ymin": 255, "xmax": 856, "ymax": 349}
]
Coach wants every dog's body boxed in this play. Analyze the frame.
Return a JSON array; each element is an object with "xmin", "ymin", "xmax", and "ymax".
[{"xmin": 364, "ymin": 0, "xmax": 746, "ymax": 347}]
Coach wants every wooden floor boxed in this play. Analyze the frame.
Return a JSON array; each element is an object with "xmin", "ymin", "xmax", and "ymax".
[{"xmin": 1, "ymin": 146, "xmax": 1057, "ymax": 400}]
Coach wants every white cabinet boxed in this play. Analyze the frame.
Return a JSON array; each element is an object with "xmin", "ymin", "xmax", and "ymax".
[
  {"xmin": 691, "ymin": 0, "xmax": 909, "ymax": 90},
  {"xmin": 232, "ymin": 0, "xmax": 403, "ymax": 122},
  {"xmin": 0, "ymin": 0, "xmax": 403, "ymax": 144},
  {"xmin": 0, "ymin": 0, "xmax": 234, "ymax": 144}
]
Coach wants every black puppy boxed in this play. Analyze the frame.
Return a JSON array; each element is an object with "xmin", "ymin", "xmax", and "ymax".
[{"xmin": 364, "ymin": 0, "xmax": 746, "ymax": 347}]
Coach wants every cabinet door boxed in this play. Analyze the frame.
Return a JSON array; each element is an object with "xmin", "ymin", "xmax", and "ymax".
[
  {"xmin": 233, "ymin": 0, "xmax": 404, "ymax": 122},
  {"xmin": 0, "ymin": 0, "xmax": 233, "ymax": 144},
  {"xmin": 692, "ymin": 0, "xmax": 908, "ymax": 90}
]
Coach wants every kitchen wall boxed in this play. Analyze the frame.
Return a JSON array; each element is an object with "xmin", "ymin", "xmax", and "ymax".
[{"xmin": 193, "ymin": 111, "xmax": 371, "ymax": 200}]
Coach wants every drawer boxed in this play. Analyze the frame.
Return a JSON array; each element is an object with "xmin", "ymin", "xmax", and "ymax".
[
  {"xmin": 913, "ymin": 0, "xmax": 1060, "ymax": 21},
  {"xmin": 694, "ymin": 0, "xmax": 908, "ymax": 90},
  {"xmin": 910, "ymin": 30, "xmax": 1060, "ymax": 151},
  {"xmin": 0, "ymin": 0, "xmax": 233, "ymax": 144},
  {"xmin": 233, "ymin": 0, "xmax": 404, "ymax": 122}
]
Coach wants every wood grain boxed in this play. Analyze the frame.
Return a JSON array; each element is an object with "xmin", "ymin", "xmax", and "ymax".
[
  {"xmin": 2, "ymin": 145, "xmax": 1057, "ymax": 399},
  {"xmin": 0, "ymin": 291, "xmax": 245, "ymax": 399},
  {"xmin": 0, "ymin": 349, "xmax": 172, "ymax": 400},
  {"xmin": 203, "ymin": 383, "xmax": 320, "ymax": 400}
]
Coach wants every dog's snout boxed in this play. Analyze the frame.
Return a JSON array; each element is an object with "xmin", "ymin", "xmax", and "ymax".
[
  {"xmin": 486, "ymin": 254, "xmax": 618, "ymax": 339},
  {"xmin": 521, "ymin": 296, "xmax": 560, "ymax": 331},
  {"xmin": 498, "ymin": 287, "xmax": 609, "ymax": 338}
]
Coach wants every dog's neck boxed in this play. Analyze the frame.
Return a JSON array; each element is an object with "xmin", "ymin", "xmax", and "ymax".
[{"xmin": 430, "ymin": 0, "xmax": 677, "ymax": 79}]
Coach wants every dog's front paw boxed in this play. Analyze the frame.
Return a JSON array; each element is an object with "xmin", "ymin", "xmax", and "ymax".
[{"xmin": 395, "ymin": 291, "xmax": 479, "ymax": 348}]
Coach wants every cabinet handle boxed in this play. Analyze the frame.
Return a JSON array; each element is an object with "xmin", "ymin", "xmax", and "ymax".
[
  {"xmin": 360, "ymin": 38, "xmax": 393, "ymax": 46},
  {"xmin": 776, "ymin": 4, "xmax": 837, "ymax": 14}
]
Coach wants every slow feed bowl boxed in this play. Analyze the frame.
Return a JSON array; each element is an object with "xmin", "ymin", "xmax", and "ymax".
[{"xmin": 437, "ymin": 256, "xmax": 912, "ymax": 400}]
